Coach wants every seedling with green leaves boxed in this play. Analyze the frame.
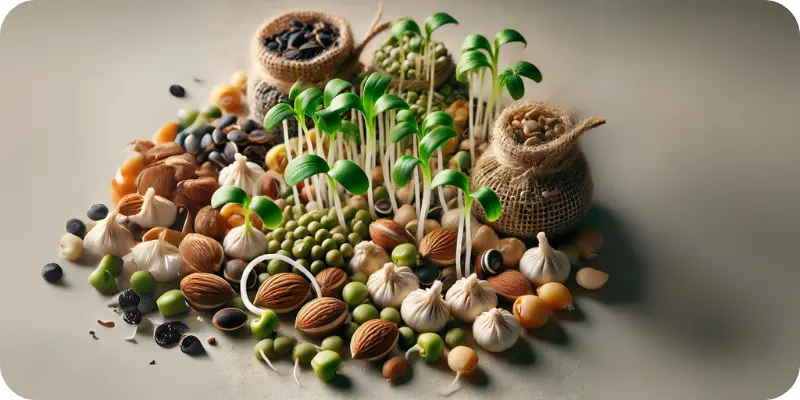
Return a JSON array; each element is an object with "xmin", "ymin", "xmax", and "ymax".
[
  {"xmin": 391, "ymin": 111, "xmax": 458, "ymax": 243},
  {"xmin": 431, "ymin": 169, "xmax": 502, "ymax": 279},
  {"xmin": 211, "ymin": 185, "xmax": 283, "ymax": 232}
]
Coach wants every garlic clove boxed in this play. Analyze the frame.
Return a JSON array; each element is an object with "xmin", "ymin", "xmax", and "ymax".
[
  {"xmin": 83, "ymin": 210, "xmax": 136, "ymax": 258},
  {"xmin": 132, "ymin": 230, "xmax": 181, "ymax": 283},
  {"xmin": 218, "ymin": 153, "xmax": 266, "ymax": 196},
  {"xmin": 120, "ymin": 188, "xmax": 178, "ymax": 230},
  {"xmin": 222, "ymin": 224, "xmax": 268, "ymax": 261},
  {"xmin": 366, "ymin": 263, "xmax": 419, "ymax": 308},
  {"xmin": 349, "ymin": 241, "xmax": 390, "ymax": 277},
  {"xmin": 576, "ymin": 267, "xmax": 609, "ymax": 290}
]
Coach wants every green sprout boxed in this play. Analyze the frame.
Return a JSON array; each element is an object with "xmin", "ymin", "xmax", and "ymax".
[
  {"xmin": 211, "ymin": 185, "xmax": 283, "ymax": 232},
  {"xmin": 431, "ymin": 170, "xmax": 502, "ymax": 279}
]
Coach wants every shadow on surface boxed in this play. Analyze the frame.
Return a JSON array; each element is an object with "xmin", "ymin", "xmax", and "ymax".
[
  {"xmin": 485, "ymin": 336, "xmax": 536, "ymax": 366},
  {"xmin": 527, "ymin": 319, "xmax": 570, "ymax": 346}
]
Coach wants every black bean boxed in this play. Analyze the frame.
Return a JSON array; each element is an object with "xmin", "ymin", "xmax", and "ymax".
[
  {"xmin": 41, "ymin": 263, "xmax": 63, "ymax": 283},
  {"xmin": 239, "ymin": 119, "xmax": 260, "ymax": 133},
  {"xmin": 86, "ymin": 204, "xmax": 108, "ymax": 221},
  {"xmin": 289, "ymin": 20, "xmax": 303, "ymax": 29},
  {"xmin": 169, "ymin": 85, "xmax": 186, "ymax": 98},
  {"xmin": 216, "ymin": 115, "xmax": 237, "ymax": 129},
  {"xmin": 212, "ymin": 128, "xmax": 227, "ymax": 145},
  {"xmin": 285, "ymin": 49, "xmax": 302, "ymax": 60},
  {"xmin": 227, "ymin": 130, "xmax": 248, "ymax": 144},
  {"xmin": 209, "ymin": 151, "xmax": 225, "ymax": 168},
  {"xmin": 200, "ymin": 133, "xmax": 214, "ymax": 150},
  {"xmin": 222, "ymin": 142, "xmax": 238, "ymax": 162},
  {"xmin": 66, "ymin": 218, "xmax": 86, "ymax": 239}
]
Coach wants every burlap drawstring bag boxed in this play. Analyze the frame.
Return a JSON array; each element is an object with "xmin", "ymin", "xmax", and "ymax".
[{"xmin": 470, "ymin": 103, "xmax": 607, "ymax": 238}]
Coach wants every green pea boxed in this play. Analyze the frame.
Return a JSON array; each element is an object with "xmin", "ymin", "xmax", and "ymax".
[
  {"xmin": 129, "ymin": 270, "xmax": 156, "ymax": 295},
  {"xmin": 342, "ymin": 282, "xmax": 368, "ymax": 305},
  {"xmin": 271, "ymin": 228, "xmax": 288, "ymax": 242},
  {"xmin": 406, "ymin": 91, "xmax": 419, "ymax": 104},
  {"xmin": 339, "ymin": 243, "xmax": 354, "ymax": 259},
  {"xmin": 277, "ymin": 250, "xmax": 292, "ymax": 259},
  {"xmin": 321, "ymin": 336, "xmax": 344, "ymax": 353},
  {"xmin": 344, "ymin": 322, "xmax": 359, "ymax": 340},
  {"xmin": 347, "ymin": 233, "xmax": 362, "ymax": 247},
  {"xmin": 352, "ymin": 221, "xmax": 368, "ymax": 239},
  {"xmin": 285, "ymin": 195, "xmax": 296, "ymax": 206},
  {"xmin": 285, "ymin": 231, "xmax": 296, "ymax": 242},
  {"xmin": 88, "ymin": 268, "xmax": 119, "ymax": 295},
  {"xmin": 293, "ymin": 212, "xmax": 303, "ymax": 221},
  {"xmin": 416, "ymin": 333, "xmax": 445, "ymax": 363},
  {"xmin": 311, "ymin": 210, "xmax": 326, "ymax": 221},
  {"xmin": 227, "ymin": 297, "xmax": 246, "ymax": 311},
  {"xmin": 282, "ymin": 187, "xmax": 293, "ymax": 198},
  {"xmin": 310, "ymin": 260, "xmax": 327, "ymax": 275},
  {"xmin": 398, "ymin": 327, "xmax": 416, "ymax": 350},
  {"xmin": 311, "ymin": 245, "xmax": 325, "ymax": 261},
  {"xmin": 274, "ymin": 336, "xmax": 296, "ymax": 355},
  {"xmin": 352, "ymin": 304, "xmax": 379, "ymax": 324},
  {"xmin": 325, "ymin": 250, "xmax": 344, "ymax": 268},
  {"xmin": 98, "ymin": 254, "xmax": 124, "ymax": 277},
  {"xmin": 303, "ymin": 236, "xmax": 315, "ymax": 247},
  {"xmin": 292, "ymin": 242, "xmax": 311, "ymax": 259},
  {"xmin": 331, "ymin": 233, "xmax": 346, "ymax": 247},
  {"xmin": 267, "ymin": 259, "xmax": 290, "ymax": 275},
  {"xmin": 342, "ymin": 206, "xmax": 357, "ymax": 221},
  {"xmin": 292, "ymin": 343, "xmax": 318, "ymax": 365},
  {"xmin": 391, "ymin": 243, "xmax": 418, "ymax": 269},
  {"xmin": 264, "ymin": 231, "xmax": 274, "ymax": 242},
  {"xmin": 156, "ymin": 290, "xmax": 190, "ymax": 317},
  {"xmin": 354, "ymin": 210, "xmax": 372, "ymax": 225},
  {"xmin": 293, "ymin": 204, "xmax": 306, "ymax": 215},
  {"xmin": 282, "ymin": 208, "xmax": 293, "ymax": 222},
  {"xmin": 330, "ymin": 225, "xmax": 348, "ymax": 236},
  {"xmin": 445, "ymin": 328, "xmax": 466, "ymax": 348},
  {"xmin": 307, "ymin": 221, "xmax": 321, "ymax": 235},
  {"xmin": 315, "ymin": 229, "xmax": 331, "ymax": 243},
  {"xmin": 296, "ymin": 258, "xmax": 311, "ymax": 270},
  {"xmin": 320, "ymin": 215, "xmax": 335, "ymax": 230},
  {"xmin": 298, "ymin": 214, "xmax": 313, "ymax": 227},
  {"xmin": 311, "ymin": 350, "xmax": 341, "ymax": 381},
  {"xmin": 379, "ymin": 307, "xmax": 401, "ymax": 324},
  {"xmin": 321, "ymin": 238, "xmax": 337, "ymax": 253},
  {"xmin": 293, "ymin": 226, "xmax": 309, "ymax": 240},
  {"xmin": 281, "ymin": 239, "xmax": 294, "ymax": 252},
  {"xmin": 350, "ymin": 272, "xmax": 367, "ymax": 284},
  {"xmin": 254, "ymin": 339, "xmax": 276, "ymax": 361},
  {"xmin": 251, "ymin": 309, "xmax": 279, "ymax": 339},
  {"xmin": 258, "ymin": 272, "xmax": 270, "ymax": 285},
  {"xmin": 285, "ymin": 220, "xmax": 298, "ymax": 232},
  {"xmin": 267, "ymin": 240, "xmax": 281, "ymax": 254}
]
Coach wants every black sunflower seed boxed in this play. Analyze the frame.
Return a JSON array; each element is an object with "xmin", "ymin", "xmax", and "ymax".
[
  {"xmin": 209, "ymin": 151, "xmax": 225, "ymax": 168},
  {"xmin": 247, "ymin": 130, "xmax": 269, "ymax": 144},
  {"xmin": 212, "ymin": 128, "xmax": 227, "ymax": 144},
  {"xmin": 200, "ymin": 133, "xmax": 214, "ymax": 150},
  {"xmin": 216, "ymin": 115, "xmax": 237, "ymax": 129},
  {"xmin": 289, "ymin": 20, "xmax": 302, "ymax": 29},
  {"xmin": 285, "ymin": 49, "xmax": 302, "ymax": 60},
  {"xmin": 196, "ymin": 152, "xmax": 209, "ymax": 165},
  {"xmin": 299, "ymin": 42, "xmax": 320, "ymax": 51},
  {"xmin": 288, "ymin": 32, "xmax": 306, "ymax": 49},
  {"xmin": 317, "ymin": 33, "xmax": 333, "ymax": 48},
  {"xmin": 222, "ymin": 142, "xmax": 238, "ymax": 161},
  {"xmin": 192, "ymin": 124, "xmax": 215, "ymax": 137},
  {"xmin": 227, "ymin": 129, "xmax": 248, "ymax": 145},
  {"xmin": 239, "ymin": 119, "xmax": 260, "ymax": 133}
]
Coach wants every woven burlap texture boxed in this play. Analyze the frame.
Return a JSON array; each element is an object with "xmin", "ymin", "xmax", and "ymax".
[{"xmin": 470, "ymin": 103, "xmax": 606, "ymax": 238}]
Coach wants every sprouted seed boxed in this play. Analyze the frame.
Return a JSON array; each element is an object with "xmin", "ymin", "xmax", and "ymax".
[{"xmin": 438, "ymin": 346, "xmax": 479, "ymax": 396}]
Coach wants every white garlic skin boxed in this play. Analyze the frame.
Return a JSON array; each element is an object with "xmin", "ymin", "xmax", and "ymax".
[
  {"xmin": 473, "ymin": 308, "xmax": 521, "ymax": 352},
  {"xmin": 83, "ymin": 210, "xmax": 136, "ymax": 258},
  {"xmin": 400, "ymin": 280, "xmax": 451, "ymax": 333},
  {"xmin": 349, "ymin": 241, "xmax": 390, "ymax": 277},
  {"xmin": 519, "ymin": 232, "xmax": 571, "ymax": 286},
  {"xmin": 131, "ymin": 231, "xmax": 181, "ymax": 283},
  {"xmin": 444, "ymin": 274, "xmax": 498, "ymax": 323},
  {"xmin": 367, "ymin": 262, "xmax": 419, "ymax": 308},
  {"xmin": 218, "ymin": 153, "xmax": 266, "ymax": 196},
  {"xmin": 119, "ymin": 188, "xmax": 177, "ymax": 229},
  {"xmin": 222, "ymin": 224, "xmax": 268, "ymax": 261}
]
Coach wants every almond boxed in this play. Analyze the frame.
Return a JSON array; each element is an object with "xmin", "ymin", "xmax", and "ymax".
[
  {"xmin": 143, "ymin": 142, "xmax": 184, "ymax": 165},
  {"xmin": 172, "ymin": 176, "xmax": 219, "ymax": 214},
  {"xmin": 137, "ymin": 164, "xmax": 176, "ymax": 198},
  {"xmin": 316, "ymin": 268, "xmax": 349, "ymax": 298},
  {"xmin": 180, "ymin": 273, "xmax": 236, "ymax": 311},
  {"xmin": 369, "ymin": 219, "xmax": 414, "ymax": 251},
  {"xmin": 142, "ymin": 227, "xmax": 185, "ymax": 247},
  {"xmin": 194, "ymin": 206, "xmax": 227, "ymax": 241},
  {"xmin": 350, "ymin": 319, "xmax": 399, "ymax": 361},
  {"xmin": 179, "ymin": 233, "xmax": 225, "ymax": 277},
  {"xmin": 487, "ymin": 270, "xmax": 533, "ymax": 302},
  {"xmin": 295, "ymin": 297, "xmax": 347, "ymax": 336},
  {"xmin": 196, "ymin": 162, "xmax": 219, "ymax": 179},
  {"xmin": 164, "ymin": 153, "xmax": 199, "ymax": 181},
  {"xmin": 116, "ymin": 192, "xmax": 144, "ymax": 216},
  {"xmin": 418, "ymin": 228, "xmax": 458, "ymax": 266},
  {"xmin": 254, "ymin": 273, "xmax": 311, "ymax": 313}
]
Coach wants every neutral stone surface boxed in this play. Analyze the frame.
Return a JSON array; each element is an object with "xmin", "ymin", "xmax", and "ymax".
[{"xmin": 0, "ymin": 0, "xmax": 798, "ymax": 399}]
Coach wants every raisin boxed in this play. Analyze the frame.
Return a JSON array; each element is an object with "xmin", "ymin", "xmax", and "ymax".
[
  {"xmin": 118, "ymin": 289, "xmax": 140, "ymax": 309},
  {"xmin": 123, "ymin": 308, "xmax": 142, "ymax": 325}
]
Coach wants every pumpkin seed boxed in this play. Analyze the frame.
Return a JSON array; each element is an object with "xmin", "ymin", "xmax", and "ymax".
[{"xmin": 212, "ymin": 308, "xmax": 248, "ymax": 331}]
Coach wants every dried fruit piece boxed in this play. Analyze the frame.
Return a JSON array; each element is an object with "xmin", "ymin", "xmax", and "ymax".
[
  {"xmin": 180, "ymin": 335, "xmax": 205, "ymax": 355},
  {"xmin": 154, "ymin": 321, "xmax": 187, "ymax": 347},
  {"xmin": 97, "ymin": 320, "xmax": 115, "ymax": 328},
  {"xmin": 576, "ymin": 267, "xmax": 609, "ymax": 290}
]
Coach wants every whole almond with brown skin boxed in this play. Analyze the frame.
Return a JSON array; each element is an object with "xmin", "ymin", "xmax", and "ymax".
[
  {"xmin": 164, "ymin": 153, "xmax": 199, "ymax": 181},
  {"xmin": 383, "ymin": 355, "xmax": 408, "ymax": 381},
  {"xmin": 116, "ymin": 192, "xmax": 144, "ymax": 216},
  {"xmin": 295, "ymin": 297, "xmax": 347, "ymax": 336},
  {"xmin": 316, "ymin": 268, "xmax": 349, "ymax": 298},
  {"xmin": 487, "ymin": 270, "xmax": 533, "ymax": 302},
  {"xmin": 194, "ymin": 206, "xmax": 227, "ymax": 241},
  {"xmin": 369, "ymin": 219, "xmax": 414, "ymax": 251},
  {"xmin": 180, "ymin": 273, "xmax": 236, "ymax": 311},
  {"xmin": 350, "ymin": 319, "xmax": 399, "ymax": 361},
  {"xmin": 254, "ymin": 273, "xmax": 311, "ymax": 313},
  {"xmin": 418, "ymin": 228, "xmax": 458, "ymax": 266},
  {"xmin": 137, "ymin": 164, "xmax": 176, "ymax": 198},
  {"xmin": 144, "ymin": 142, "xmax": 184, "ymax": 165},
  {"xmin": 179, "ymin": 233, "xmax": 225, "ymax": 277},
  {"xmin": 173, "ymin": 177, "xmax": 219, "ymax": 214},
  {"xmin": 195, "ymin": 162, "xmax": 219, "ymax": 180}
]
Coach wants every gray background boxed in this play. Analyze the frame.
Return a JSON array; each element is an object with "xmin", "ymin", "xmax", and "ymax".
[{"xmin": 0, "ymin": 0, "xmax": 798, "ymax": 399}]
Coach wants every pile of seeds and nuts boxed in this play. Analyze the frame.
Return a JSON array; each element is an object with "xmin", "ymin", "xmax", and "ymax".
[
  {"xmin": 44, "ymin": 9, "xmax": 612, "ymax": 395},
  {"xmin": 510, "ymin": 110, "xmax": 568, "ymax": 147}
]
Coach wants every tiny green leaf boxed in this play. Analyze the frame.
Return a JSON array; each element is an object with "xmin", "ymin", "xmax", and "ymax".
[
  {"xmin": 424, "ymin": 13, "xmax": 458, "ymax": 39},
  {"xmin": 495, "ymin": 28, "xmax": 527, "ymax": 50},
  {"xmin": 340, "ymin": 121, "xmax": 361, "ymax": 145},
  {"xmin": 328, "ymin": 160, "xmax": 369, "ymax": 195},
  {"xmin": 315, "ymin": 109, "xmax": 342, "ymax": 134},
  {"xmin": 327, "ymin": 92, "xmax": 365, "ymax": 115},
  {"xmin": 500, "ymin": 62, "xmax": 542, "ymax": 100},
  {"xmin": 296, "ymin": 88, "xmax": 323, "ymax": 118},
  {"xmin": 500, "ymin": 72, "xmax": 525, "ymax": 100},
  {"xmin": 391, "ymin": 18, "xmax": 421, "ymax": 39},
  {"xmin": 461, "ymin": 33, "xmax": 493, "ymax": 56},
  {"xmin": 421, "ymin": 111, "xmax": 454, "ymax": 134},
  {"xmin": 456, "ymin": 50, "xmax": 493, "ymax": 82},
  {"xmin": 211, "ymin": 185, "xmax": 248, "ymax": 208},
  {"xmin": 289, "ymin": 81, "xmax": 312, "ymax": 100},
  {"xmin": 392, "ymin": 155, "xmax": 422, "ymax": 188},
  {"xmin": 362, "ymin": 73, "xmax": 392, "ymax": 114},
  {"xmin": 396, "ymin": 110, "xmax": 417, "ymax": 123},
  {"xmin": 431, "ymin": 169, "xmax": 469, "ymax": 194},
  {"xmin": 390, "ymin": 121, "xmax": 420, "ymax": 144},
  {"xmin": 508, "ymin": 61, "xmax": 542, "ymax": 83},
  {"xmin": 248, "ymin": 196, "xmax": 283, "ymax": 229},
  {"xmin": 323, "ymin": 79, "xmax": 354, "ymax": 108},
  {"xmin": 374, "ymin": 93, "xmax": 409, "ymax": 116},
  {"xmin": 471, "ymin": 186, "xmax": 503, "ymax": 221},
  {"xmin": 284, "ymin": 154, "xmax": 330, "ymax": 186},
  {"xmin": 419, "ymin": 127, "xmax": 457, "ymax": 165},
  {"xmin": 263, "ymin": 103, "xmax": 298, "ymax": 131}
]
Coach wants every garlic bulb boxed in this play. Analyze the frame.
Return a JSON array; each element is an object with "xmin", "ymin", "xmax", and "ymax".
[
  {"xmin": 367, "ymin": 262, "xmax": 419, "ymax": 308},
  {"xmin": 118, "ymin": 187, "xmax": 177, "ymax": 229},
  {"xmin": 400, "ymin": 280, "xmax": 450, "ymax": 333},
  {"xmin": 519, "ymin": 232, "xmax": 571, "ymax": 286},
  {"xmin": 349, "ymin": 241, "xmax": 390, "ymax": 277},
  {"xmin": 131, "ymin": 231, "xmax": 181, "ymax": 283},
  {"xmin": 222, "ymin": 224, "xmax": 267, "ymax": 261},
  {"xmin": 83, "ymin": 209, "xmax": 136, "ymax": 258},
  {"xmin": 119, "ymin": 253, "xmax": 142, "ymax": 289},
  {"xmin": 473, "ymin": 308, "xmax": 520, "ymax": 352},
  {"xmin": 445, "ymin": 274, "xmax": 498, "ymax": 323},
  {"xmin": 218, "ymin": 153, "xmax": 266, "ymax": 196}
]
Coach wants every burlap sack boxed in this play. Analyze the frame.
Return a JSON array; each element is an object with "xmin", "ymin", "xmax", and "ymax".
[{"xmin": 470, "ymin": 103, "xmax": 606, "ymax": 238}]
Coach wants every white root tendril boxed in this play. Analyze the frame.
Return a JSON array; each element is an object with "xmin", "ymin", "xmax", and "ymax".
[
  {"xmin": 240, "ymin": 254, "xmax": 322, "ymax": 316},
  {"xmin": 125, "ymin": 325, "xmax": 138, "ymax": 342},
  {"xmin": 259, "ymin": 349, "xmax": 278, "ymax": 372},
  {"xmin": 405, "ymin": 345, "xmax": 421, "ymax": 360},
  {"xmin": 293, "ymin": 359, "xmax": 302, "ymax": 386},
  {"xmin": 438, "ymin": 372, "xmax": 462, "ymax": 396}
]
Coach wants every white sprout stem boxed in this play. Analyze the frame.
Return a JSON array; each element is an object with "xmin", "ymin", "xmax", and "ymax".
[
  {"xmin": 293, "ymin": 359, "xmax": 301, "ymax": 386},
  {"xmin": 468, "ymin": 72, "xmax": 476, "ymax": 169},
  {"xmin": 328, "ymin": 175, "xmax": 346, "ymax": 228},
  {"xmin": 297, "ymin": 119, "xmax": 312, "ymax": 202},
  {"xmin": 315, "ymin": 128, "xmax": 327, "ymax": 208},
  {"xmin": 405, "ymin": 344, "xmax": 421, "ymax": 360},
  {"xmin": 365, "ymin": 132, "xmax": 376, "ymax": 219},
  {"xmin": 436, "ymin": 149, "xmax": 449, "ymax": 212},
  {"xmin": 240, "ymin": 254, "xmax": 322, "ymax": 316},
  {"xmin": 464, "ymin": 201, "xmax": 474, "ymax": 276},
  {"xmin": 326, "ymin": 143, "xmax": 336, "ymax": 209},
  {"xmin": 438, "ymin": 372, "xmax": 462, "ymax": 396},
  {"xmin": 357, "ymin": 110, "xmax": 366, "ymax": 168},
  {"xmin": 474, "ymin": 70, "xmax": 486, "ymax": 139},
  {"xmin": 259, "ymin": 349, "xmax": 278, "ymax": 372},
  {"xmin": 417, "ymin": 169, "xmax": 433, "ymax": 243},
  {"xmin": 283, "ymin": 121, "xmax": 300, "ymax": 202},
  {"xmin": 337, "ymin": 132, "xmax": 344, "ymax": 163},
  {"xmin": 379, "ymin": 114, "xmax": 398, "ymax": 213},
  {"xmin": 412, "ymin": 136, "xmax": 421, "ymax": 216},
  {"xmin": 455, "ymin": 202, "xmax": 464, "ymax": 281},
  {"xmin": 427, "ymin": 43, "xmax": 435, "ymax": 114}
]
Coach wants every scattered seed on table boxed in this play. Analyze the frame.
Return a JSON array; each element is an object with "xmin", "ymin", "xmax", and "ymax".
[
  {"xmin": 86, "ymin": 204, "xmax": 108, "ymax": 221},
  {"xmin": 89, "ymin": 331, "xmax": 98, "ymax": 340},
  {"xmin": 97, "ymin": 320, "xmax": 115, "ymax": 328},
  {"xmin": 169, "ymin": 84, "xmax": 186, "ymax": 98},
  {"xmin": 207, "ymin": 337, "xmax": 217, "ymax": 345},
  {"xmin": 150, "ymin": 360, "xmax": 156, "ymax": 365},
  {"xmin": 66, "ymin": 218, "xmax": 86, "ymax": 238},
  {"xmin": 41, "ymin": 263, "xmax": 63, "ymax": 283}
]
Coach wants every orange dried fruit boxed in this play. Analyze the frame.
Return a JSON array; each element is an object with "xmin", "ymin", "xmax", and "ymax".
[
  {"xmin": 120, "ymin": 155, "xmax": 145, "ymax": 179},
  {"xmin": 211, "ymin": 84, "xmax": 242, "ymax": 113},
  {"xmin": 153, "ymin": 122, "xmax": 180, "ymax": 144}
]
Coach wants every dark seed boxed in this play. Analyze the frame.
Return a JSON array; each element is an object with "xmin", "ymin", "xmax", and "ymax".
[
  {"xmin": 227, "ymin": 130, "xmax": 248, "ymax": 145},
  {"xmin": 279, "ymin": 28, "xmax": 291, "ymax": 38},
  {"xmin": 118, "ymin": 289, "xmax": 140, "ymax": 309},
  {"xmin": 223, "ymin": 142, "xmax": 238, "ymax": 161},
  {"xmin": 265, "ymin": 41, "xmax": 279, "ymax": 51},
  {"xmin": 196, "ymin": 152, "xmax": 209, "ymax": 165},
  {"xmin": 479, "ymin": 249, "xmax": 505, "ymax": 278},
  {"xmin": 284, "ymin": 49, "xmax": 302, "ymax": 60},
  {"xmin": 169, "ymin": 206, "xmax": 190, "ymax": 232},
  {"xmin": 317, "ymin": 33, "xmax": 333, "ymax": 47},
  {"xmin": 242, "ymin": 145, "xmax": 266, "ymax": 161},
  {"xmin": 416, "ymin": 265, "xmax": 440, "ymax": 287},
  {"xmin": 247, "ymin": 130, "xmax": 269, "ymax": 144},
  {"xmin": 239, "ymin": 119, "xmax": 260, "ymax": 133},
  {"xmin": 41, "ymin": 263, "xmax": 63, "ymax": 283},
  {"xmin": 212, "ymin": 308, "xmax": 248, "ymax": 331},
  {"xmin": 65, "ymin": 218, "xmax": 86, "ymax": 239},
  {"xmin": 200, "ymin": 133, "xmax": 214, "ymax": 150},
  {"xmin": 149, "ymin": 360, "xmax": 156, "ymax": 365},
  {"xmin": 288, "ymin": 32, "xmax": 307, "ymax": 49},
  {"xmin": 299, "ymin": 42, "xmax": 320, "ymax": 51},
  {"xmin": 302, "ymin": 23, "xmax": 314, "ymax": 32},
  {"xmin": 174, "ymin": 131, "xmax": 190, "ymax": 148},
  {"xmin": 86, "ymin": 204, "xmax": 108, "ymax": 221},
  {"xmin": 137, "ymin": 295, "xmax": 157, "ymax": 314},
  {"xmin": 123, "ymin": 308, "xmax": 142, "ymax": 325},
  {"xmin": 192, "ymin": 124, "xmax": 215, "ymax": 137},
  {"xmin": 318, "ymin": 27, "xmax": 333, "ymax": 36},
  {"xmin": 169, "ymin": 85, "xmax": 186, "ymax": 98},
  {"xmin": 184, "ymin": 134, "xmax": 201, "ymax": 154},
  {"xmin": 154, "ymin": 321, "xmax": 187, "ymax": 347},
  {"xmin": 289, "ymin": 19, "xmax": 303, "ymax": 29},
  {"xmin": 212, "ymin": 128, "xmax": 227, "ymax": 145},
  {"xmin": 209, "ymin": 151, "xmax": 225, "ymax": 168},
  {"xmin": 180, "ymin": 335, "xmax": 205, "ymax": 355},
  {"xmin": 216, "ymin": 115, "xmax": 237, "ymax": 129}
]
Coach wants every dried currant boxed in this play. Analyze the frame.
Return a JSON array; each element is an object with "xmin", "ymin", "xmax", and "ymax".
[
  {"xmin": 154, "ymin": 322, "xmax": 187, "ymax": 347},
  {"xmin": 180, "ymin": 335, "xmax": 205, "ymax": 355},
  {"xmin": 118, "ymin": 289, "xmax": 140, "ymax": 309},
  {"xmin": 123, "ymin": 308, "xmax": 142, "ymax": 325}
]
